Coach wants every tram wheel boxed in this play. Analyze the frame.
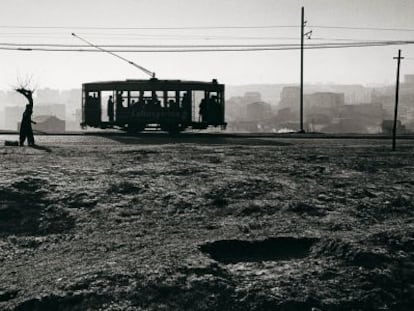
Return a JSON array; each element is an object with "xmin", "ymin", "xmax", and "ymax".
[
  {"xmin": 127, "ymin": 123, "xmax": 146, "ymax": 134},
  {"xmin": 161, "ymin": 123, "xmax": 183, "ymax": 134}
]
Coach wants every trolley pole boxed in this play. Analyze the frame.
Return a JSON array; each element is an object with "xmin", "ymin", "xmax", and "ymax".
[
  {"xmin": 392, "ymin": 49, "xmax": 404, "ymax": 151},
  {"xmin": 300, "ymin": 6, "xmax": 304, "ymax": 133}
]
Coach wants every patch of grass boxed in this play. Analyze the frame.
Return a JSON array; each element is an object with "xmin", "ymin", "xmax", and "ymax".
[
  {"xmin": 107, "ymin": 181, "xmax": 141, "ymax": 195},
  {"xmin": 0, "ymin": 177, "xmax": 74, "ymax": 236}
]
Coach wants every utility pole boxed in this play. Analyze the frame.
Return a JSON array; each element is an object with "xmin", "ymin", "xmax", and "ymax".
[
  {"xmin": 392, "ymin": 49, "xmax": 404, "ymax": 151},
  {"xmin": 300, "ymin": 7, "xmax": 312, "ymax": 133}
]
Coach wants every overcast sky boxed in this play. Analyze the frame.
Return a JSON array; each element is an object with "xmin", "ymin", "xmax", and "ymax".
[{"xmin": 0, "ymin": 0, "xmax": 413, "ymax": 90}]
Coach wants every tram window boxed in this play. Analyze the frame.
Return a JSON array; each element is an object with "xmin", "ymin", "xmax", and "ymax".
[
  {"xmin": 165, "ymin": 91, "xmax": 175, "ymax": 108},
  {"xmin": 155, "ymin": 91, "xmax": 164, "ymax": 107},
  {"xmin": 130, "ymin": 91, "xmax": 140, "ymax": 101},
  {"xmin": 167, "ymin": 91, "xmax": 175, "ymax": 100},
  {"xmin": 122, "ymin": 94, "xmax": 128, "ymax": 108},
  {"xmin": 143, "ymin": 91, "xmax": 152, "ymax": 101}
]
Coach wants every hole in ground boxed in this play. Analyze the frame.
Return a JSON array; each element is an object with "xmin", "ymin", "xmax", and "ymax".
[{"xmin": 200, "ymin": 237, "xmax": 318, "ymax": 264}]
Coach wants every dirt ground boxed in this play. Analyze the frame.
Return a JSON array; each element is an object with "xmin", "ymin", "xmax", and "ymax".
[{"xmin": 0, "ymin": 134, "xmax": 413, "ymax": 310}]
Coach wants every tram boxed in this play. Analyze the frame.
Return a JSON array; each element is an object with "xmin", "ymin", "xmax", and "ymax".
[
  {"xmin": 73, "ymin": 33, "xmax": 226, "ymax": 133},
  {"xmin": 81, "ymin": 78, "xmax": 226, "ymax": 133}
]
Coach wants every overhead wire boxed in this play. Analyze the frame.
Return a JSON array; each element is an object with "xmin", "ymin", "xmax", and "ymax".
[
  {"xmin": 0, "ymin": 24, "xmax": 413, "ymax": 53},
  {"xmin": 0, "ymin": 41, "xmax": 412, "ymax": 53},
  {"xmin": 0, "ymin": 40, "xmax": 411, "ymax": 49},
  {"xmin": 312, "ymin": 25, "xmax": 414, "ymax": 32},
  {"xmin": 0, "ymin": 35, "xmax": 403, "ymax": 42},
  {"xmin": 0, "ymin": 34, "xmax": 411, "ymax": 44},
  {"xmin": 0, "ymin": 24, "xmax": 414, "ymax": 32},
  {"xmin": 0, "ymin": 25, "xmax": 298, "ymax": 30}
]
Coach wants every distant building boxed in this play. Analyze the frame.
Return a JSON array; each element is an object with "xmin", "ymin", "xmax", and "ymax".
[
  {"xmin": 36, "ymin": 103, "xmax": 66, "ymax": 120},
  {"xmin": 279, "ymin": 88, "xmax": 344, "ymax": 110},
  {"xmin": 277, "ymin": 107, "xmax": 296, "ymax": 121},
  {"xmin": 381, "ymin": 120, "xmax": 407, "ymax": 134},
  {"xmin": 227, "ymin": 120, "xmax": 261, "ymax": 132},
  {"xmin": 371, "ymin": 74, "xmax": 414, "ymax": 119},
  {"xmin": 65, "ymin": 108, "xmax": 83, "ymax": 131},
  {"xmin": 36, "ymin": 88, "xmax": 61, "ymax": 103},
  {"xmin": 404, "ymin": 74, "xmax": 414, "ymax": 85},
  {"xmin": 341, "ymin": 103, "xmax": 386, "ymax": 124},
  {"xmin": 246, "ymin": 101, "xmax": 272, "ymax": 121},
  {"xmin": 321, "ymin": 118, "xmax": 372, "ymax": 134},
  {"xmin": 6, "ymin": 104, "xmax": 66, "ymax": 130},
  {"xmin": 226, "ymin": 92, "xmax": 269, "ymax": 122},
  {"xmin": 5, "ymin": 106, "xmax": 25, "ymax": 130},
  {"xmin": 320, "ymin": 103, "xmax": 387, "ymax": 133},
  {"xmin": 17, "ymin": 115, "xmax": 65, "ymax": 133},
  {"xmin": 0, "ymin": 109, "xmax": 4, "ymax": 129},
  {"xmin": 304, "ymin": 92, "xmax": 345, "ymax": 109},
  {"xmin": 34, "ymin": 115, "xmax": 65, "ymax": 133},
  {"xmin": 226, "ymin": 96, "xmax": 244, "ymax": 121},
  {"xmin": 279, "ymin": 87, "xmax": 300, "ymax": 110},
  {"xmin": 243, "ymin": 92, "xmax": 261, "ymax": 103}
]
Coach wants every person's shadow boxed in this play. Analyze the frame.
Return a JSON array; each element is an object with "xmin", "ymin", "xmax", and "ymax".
[{"xmin": 29, "ymin": 144, "xmax": 52, "ymax": 153}]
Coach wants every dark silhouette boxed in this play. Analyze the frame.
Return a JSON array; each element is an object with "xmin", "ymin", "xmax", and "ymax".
[
  {"xmin": 182, "ymin": 92, "xmax": 192, "ymax": 122},
  {"xmin": 19, "ymin": 105, "xmax": 36, "ymax": 146},
  {"xmin": 199, "ymin": 98, "xmax": 207, "ymax": 122},
  {"xmin": 116, "ymin": 91, "xmax": 124, "ymax": 119},
  {"xmin": 16, "ymin": 88, "xmax": 36, "ymax": 146},
  {"xmin": 210, "ymin": 95, "xmax": 220, "ymax": 124},
  {"xmin": 169, "ymin": 99, "xmax": 178, "ymax": 111},
  {"xmin": 81, "ymin": 79, "xmax": 226, "ymax": 132},
  {"xmin": 107, "ymin": 95, "xmax": 114, "ymax": 122}
]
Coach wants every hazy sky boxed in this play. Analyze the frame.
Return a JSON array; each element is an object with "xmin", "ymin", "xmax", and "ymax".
[{"xmin": 0, "ymin": 0, "xmax": 413, "ymax": 90}]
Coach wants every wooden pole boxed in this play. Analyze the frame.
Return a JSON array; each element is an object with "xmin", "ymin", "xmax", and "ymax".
[
  {"xmin": 300, "ymin": 6, "xmax": 304, "ymax": 133},
  {"xmin": 392, "ymin": 49, "xmax": 404, "ymax": 151}
]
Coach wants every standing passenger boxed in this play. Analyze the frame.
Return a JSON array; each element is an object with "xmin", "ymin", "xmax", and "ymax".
[
  {"xmin": 107, "ymin": 95, "xmax": 114, "ymax": 122},
  {"xmin": 199, "ymin": 98, "xmax": 207, "ymax": 122},
  {"xmin": 116, "ymin": 91, "xmax": 124, "ymax": 118}
]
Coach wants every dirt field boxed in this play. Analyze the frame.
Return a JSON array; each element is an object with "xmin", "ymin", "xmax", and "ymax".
[{"xmin": 1, "ymin": 134, "xmax": 413, "ymax": 310}]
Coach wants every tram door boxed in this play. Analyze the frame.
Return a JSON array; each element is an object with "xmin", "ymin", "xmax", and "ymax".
[
  {"xmin": 100, "ymin": 91, "xmax": 114, "ymax": 123},
  {"xmin": 115, "ymin": 91, "xmax": 129, "ymax": 123},
  {"xmin": 193, "ymin": 91, "xmax": 205, "ymax": 122}
]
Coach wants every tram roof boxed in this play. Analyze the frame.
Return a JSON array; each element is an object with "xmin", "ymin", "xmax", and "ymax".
[{"xmin": 82, "ymin": 78, "xmax": 224, "ymax": 92}]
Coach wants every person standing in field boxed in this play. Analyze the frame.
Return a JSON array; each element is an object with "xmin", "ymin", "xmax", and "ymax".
[
  {"xmin": 19, "ymin": 104, "xmax": 36, "ymax": 146},
  {"xmin": 16, "ymin": 88, "xmax": 36, "ymax": 146}
]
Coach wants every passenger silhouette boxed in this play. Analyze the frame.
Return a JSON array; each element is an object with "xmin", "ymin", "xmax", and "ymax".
[
  {"xmin": 116, "ymin": 91, "xmax": 124, "ymax": 119},
  {"xmin": 199, "ymin": 98, "xmax": 207, "ymax": 122},
  {"xmin": 107, "ymin": 95, "xmax": 114, "ymax": 122},
  {"xmin": 182, "ymin": 92, "xmax": 192, "ymax": 122},
  {"xmin": 210, "ymin": 95, "xmax": 220, "ymax": 123}
]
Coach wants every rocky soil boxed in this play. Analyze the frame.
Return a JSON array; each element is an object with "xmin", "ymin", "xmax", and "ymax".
[{"xmin": 0, "ymin": 134, "xmax": 413, "ymax": 310}]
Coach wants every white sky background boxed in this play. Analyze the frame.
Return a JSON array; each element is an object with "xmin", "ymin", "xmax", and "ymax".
[{"xmin": 0, "ymin": 0, "xmax": 413, "ymax": 90}]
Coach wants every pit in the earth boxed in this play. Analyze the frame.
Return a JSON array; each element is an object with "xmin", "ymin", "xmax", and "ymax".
[{"xmin": 200, "ymin": 237, "xmax": 318, "ymax": 264}]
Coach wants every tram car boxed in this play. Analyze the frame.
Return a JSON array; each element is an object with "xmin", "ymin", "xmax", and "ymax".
[{"xmin": 81, "ymin": 78, "xmax": 226, "ymax": 133}]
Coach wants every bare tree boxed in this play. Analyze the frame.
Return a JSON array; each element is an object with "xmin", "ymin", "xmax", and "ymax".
[
  {"xmin": 14, "ymin": 75, "xmax": 36, "ymax": 107},
  {"xmin": 14, "ymin": 75, "xmax": 37, "ymax": 146}
]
